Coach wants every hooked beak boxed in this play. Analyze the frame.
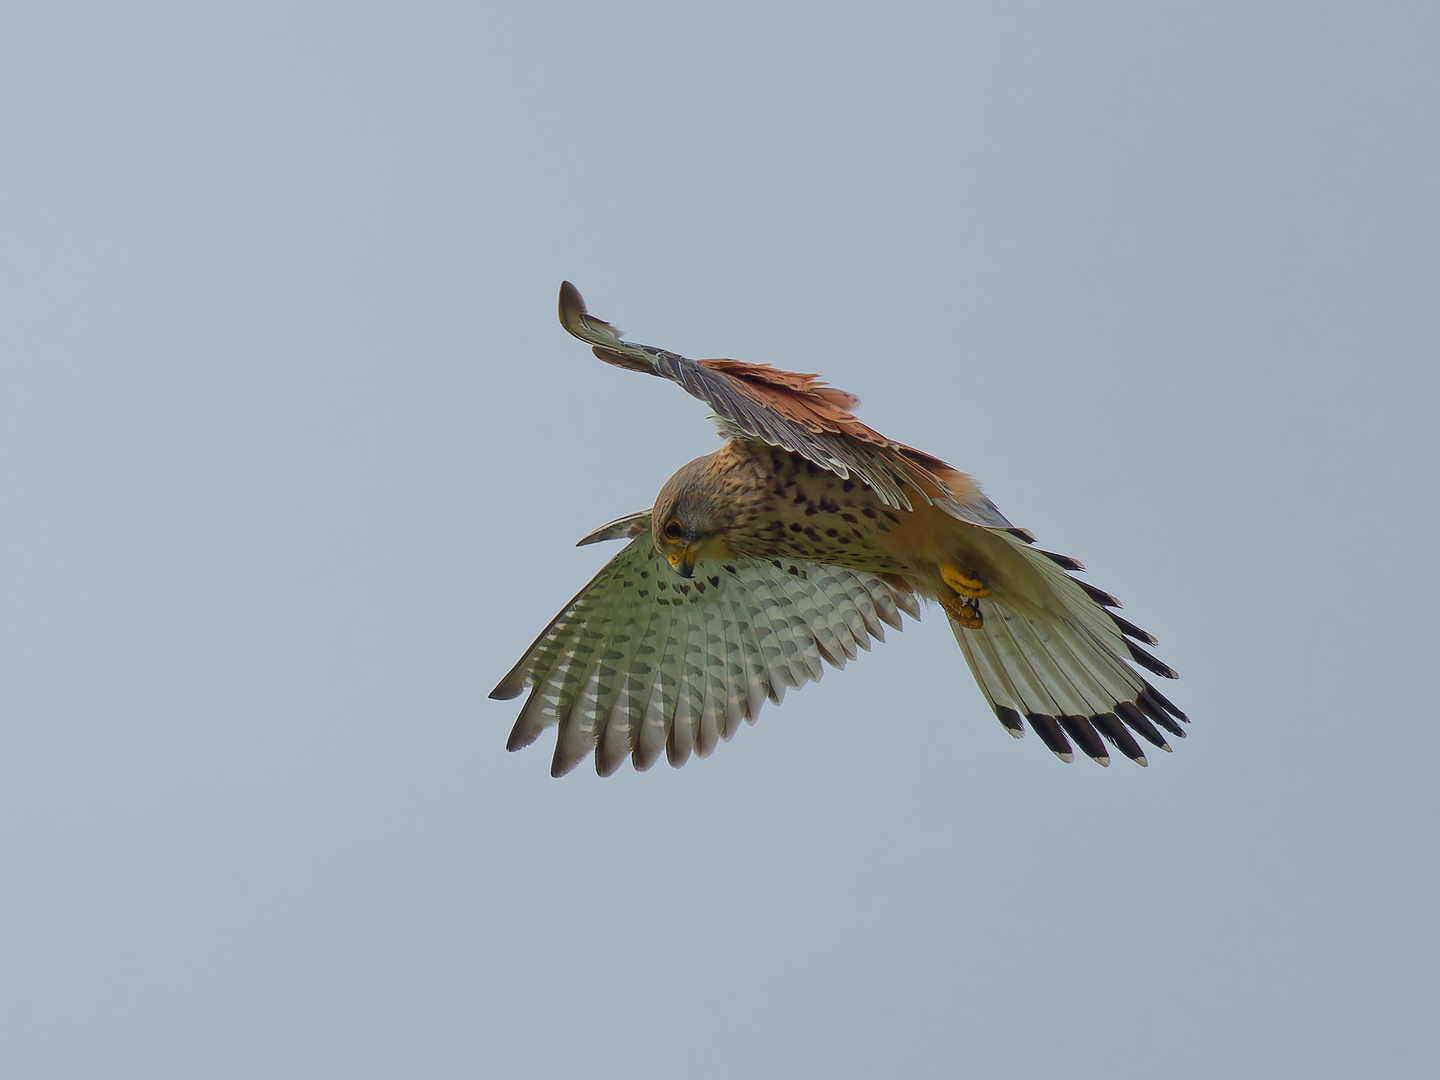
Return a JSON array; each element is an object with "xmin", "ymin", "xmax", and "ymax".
[{"xmin": 667, "ymin": 546, "xmax": 696, "ymax": 577}]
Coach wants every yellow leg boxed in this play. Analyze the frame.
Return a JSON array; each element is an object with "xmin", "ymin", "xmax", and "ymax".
[
  {"xmin": 939, "ymin": 561, "xmax": 989, "ymax": 629},
  {"xmin": 939, "ymin": 591, "xmax": 985, "ymax": 630},
  {"xmin": 940, "ymin": 562, "xmax": 990, "ymax": 599}
]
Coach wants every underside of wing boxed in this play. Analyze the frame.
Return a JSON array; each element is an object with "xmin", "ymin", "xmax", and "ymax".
[
  {"xmin": 559, "ymin": 281, "xmax": 964, "ymax": 512},
  {"xmin": 490, "ymin": 521, "xmax": 917, "ymax": 777},
  {"xmin": 951, "ymin": 530, "xmax": 1188, "ymax": 767}
]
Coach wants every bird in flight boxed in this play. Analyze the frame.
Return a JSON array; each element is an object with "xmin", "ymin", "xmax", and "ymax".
[{"xmin": 492, "ymin": 283, "xmax": 1188, "ymax": 777}]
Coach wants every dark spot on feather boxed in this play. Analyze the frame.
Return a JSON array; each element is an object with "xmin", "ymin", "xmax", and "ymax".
[
  {"xmin": 840, "ymin": 513, "xmax": 858, "ymax": 523},
  {"xmin": 883, "ymin": 510, "xmax": 900, "ymax": 523},
  {"xmin": 708, "ymin": 575, "xmax": 721, "ymax": 587},
  {"xmin": 804, "ymin": 503, "xmax": 817, "ymax": 515},
  {"xmin": 805, "ymin": 461, "xmax": 818, "ymax": 475},
  {"xmin": 790, "ymin": 523, "xmax": 804, "ymax": 532},
  {"xmin": 678, "ymin": 584, "xmax": 691, "ymax": 595},
  {"xmin": 843, "ymin": 480, "xmax": 855, "ymax": 492},
  {"xmin": 787, "ymin": 565, "xmax": 801, "ymax": 576},
  {"xmin": 793, "ymin": 489, "xmax": 807, "ymax": 504},
  {"xmin": 640, "ymin": 570, "xmax": 649, "ymax": 579},
  {"xmin": 772, "ymin": 559, "xmax": 783, "ymax": 568},
  {"xmin": 837, "ymin": 535, "xmax": 851, "ymax": 544},
  {"xmin": 657, "ymin": 581, "xmax": 668, "ymax": 591},
  {"xmin": 723, "ymin": 564, "xmax": 737, "ymax": 574},
  {"xmin": 825, "ymin": 528, "xmax": 839, "ymax": 537},
  {"xmin": 694, "ymin": 581, "xmax": 706, "ymax": 594},
  {"xmin": 861, "ymin": 507, "xmax": 877, "ymax": 519},
  {"xmin": 638, "ymin": 589, "xmax": 649, "ymax": 598}
]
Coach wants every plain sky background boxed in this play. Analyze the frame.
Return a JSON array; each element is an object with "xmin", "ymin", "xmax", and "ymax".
[{"xmin": 2, "ymin": 3, "xmax": 1436, "ymax": 1077}]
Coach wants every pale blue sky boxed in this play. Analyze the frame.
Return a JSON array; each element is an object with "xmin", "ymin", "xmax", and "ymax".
[{"xmin": 2, "ymin": 3, "xmax": 1436, "ymax": 1076}]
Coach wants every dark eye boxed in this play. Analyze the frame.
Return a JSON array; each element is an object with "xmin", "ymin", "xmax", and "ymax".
[{"xmin": 664, "ymin": 519, "xmax": 683, "ymax": 540}]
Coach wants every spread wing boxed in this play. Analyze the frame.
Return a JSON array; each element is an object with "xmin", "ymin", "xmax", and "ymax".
[
  {"xmin": 558, "ymin": 281, "xmax": 1008, "ymax": 526},
  {"xmin": 490, "ymin": 512, "xmax": 920, "ymax": 777}
]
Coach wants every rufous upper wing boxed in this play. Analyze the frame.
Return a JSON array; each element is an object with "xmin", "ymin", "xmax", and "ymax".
[{"xmin": 557, "ymin": 281, "xmax": 1010, "ymax": 527}]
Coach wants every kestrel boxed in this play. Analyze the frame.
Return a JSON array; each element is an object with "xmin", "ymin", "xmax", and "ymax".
[{"xmin": 492, "ymin": 283, "xmax": 1188, "ymax": 777}]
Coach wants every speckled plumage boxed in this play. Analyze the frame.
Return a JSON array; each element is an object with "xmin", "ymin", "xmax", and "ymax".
[
  {"xmin": 490, "ymin": 284, "xmax": 1189, "ymax": 776},
  {"xmin": 656, "ymin": 442, "xmax": 915, "ymax": 575}
]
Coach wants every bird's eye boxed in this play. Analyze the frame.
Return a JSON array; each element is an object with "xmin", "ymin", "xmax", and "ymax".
[{"xmin": 664, "ymin": 519, "xmax": 683, "ymax": 541}]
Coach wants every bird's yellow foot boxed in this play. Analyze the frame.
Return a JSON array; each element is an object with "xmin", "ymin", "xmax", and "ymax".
[
  {"xmin": 940, "ymin": 592, "xmax": 985, "ymax": 630},
  {"xmin": 941, "ymin": 562, "xmax": 990, "ymax": 599}
]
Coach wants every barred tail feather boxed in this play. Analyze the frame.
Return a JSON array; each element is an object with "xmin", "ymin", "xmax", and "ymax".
[{"xmin": 951, "ymin": 533, "xmax": 1184, "ymax": 766}]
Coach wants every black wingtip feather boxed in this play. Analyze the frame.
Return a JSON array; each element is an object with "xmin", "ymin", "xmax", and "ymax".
[
  {"xmin": 994, "ymin": 705, "xmax": 1025, "ymax": 737},
  {"xmin": 1025, "ymin": 713, "xmax": 1075, "ymax": 762},
  {"xmin": 1007, "ymin": 527, "xmax": 1037, "ymax": 544},
  {"xmin": 1041, "ymin": 550, "xmax": 1086, "ymax": 572},
  {"xmin": 1078, "ymin": 580, "xmax": 1122, "ymax": 608},
  {"xmin": 1115, "ymin": 701, "xmax": 1172, "ymax": 751},
  {"xmin": 1137, "ymin": 689, "xmax": 1187, "ymax": 740},
  {"xmin": 1056, "ymin": 715, "xmax": 1110, "ymax": 765},
  {"xmin": 1127, "ymin": 640, "xmax": 1179, "ymax": 680},
  {"xmin": 1110, "ymin": 612, "xmax": 1159, "ymax": 646},
  {"xmin": 1092, "ymin": 712, "xmax": 1148, "ymax": 765},
  {"xmin": 1141, "ymin": 680, "xmax": 1190, "ymax": 724}
]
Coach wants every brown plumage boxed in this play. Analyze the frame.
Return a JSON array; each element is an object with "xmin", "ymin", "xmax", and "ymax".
[{"xmin": 490, "ymin": 284, "xmax": 1188, "ymax": 776}]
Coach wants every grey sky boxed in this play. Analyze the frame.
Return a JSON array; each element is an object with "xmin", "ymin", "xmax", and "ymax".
[{"xmin": 2, "ymin": 3, "xmax": 1436, "ymax": 1077}]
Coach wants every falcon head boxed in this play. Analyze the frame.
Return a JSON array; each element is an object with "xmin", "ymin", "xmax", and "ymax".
[{"xmin": 652, "ymin": 458, "xmax": 734, "ymax": 578}]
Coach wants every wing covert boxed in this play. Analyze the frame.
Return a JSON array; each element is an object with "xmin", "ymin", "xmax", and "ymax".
[{"xmin": 559, "ymin": 281, "xmax": 956, "ymax": 512}]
